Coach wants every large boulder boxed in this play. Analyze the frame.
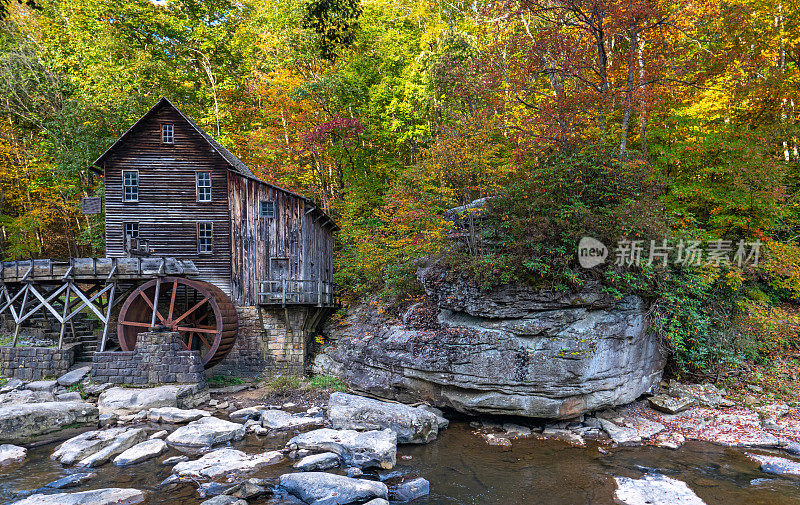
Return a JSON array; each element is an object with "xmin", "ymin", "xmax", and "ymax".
[
  {"xmin": 328, "ymin": 392, "xmax": 439, "ymax": 444},
  {"xmin": 57, "ymin": 366, "xmax": 92, "ymax": 387},
  {"xmin": 261, "ymin": 409, "xmax": 325, "ymax": 431},
  {"xmin": 146, "ymin": 406, "xmax": 210, "ymax": 424},
  {"xmin": 52, "ymin": 427, "xmax": 147, "ymax": 467},
  {"xmin": 288, "ymin": 428, "xmax": 396, "ymax": 469},
  {"xmin": 0, "ymin": 401, "xmax": 98, "ymax": 444},
  {"xmin": 10, "ymin": 488, "xmax": 146, "ymax": 505},
  {"xmin": 317, "ymin": 265, "xmax": 665, "ymax": 419},
  {"xmin": 614, "ymin": 474, "xmax": 706, "ymax": 505},
  {"xmin": 172, "ymin": 448, "xmax": 282, "ymax": 479},
  {"xmin": 166, "ymin": 416, "xmax": 245, "ymax": 450},
  {"xmin": 0, "ymin": 444, "xmax": 26, "ymax": 465},
  {"xmin": 98, "ymin": 385, "xmax": 209, "ymax": 415},
  {"xmin": 280, "ymin": 472, "xmax": 388, "ymax": 505}
]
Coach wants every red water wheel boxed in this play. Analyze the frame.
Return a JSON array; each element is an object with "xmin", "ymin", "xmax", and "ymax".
[{"xmin": 117, "ymin": 277, "xmax": 238, "ymax": 368}]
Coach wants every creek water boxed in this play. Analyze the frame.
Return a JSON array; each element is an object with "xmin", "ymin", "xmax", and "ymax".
[{"xmin": 2, "ymin": 422, "xmax": 799, "ymax": 505}]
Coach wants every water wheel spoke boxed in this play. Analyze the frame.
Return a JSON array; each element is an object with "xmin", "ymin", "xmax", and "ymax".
[
  {"xmin": 167, "ymin": 280, "xmax": 178, "ymax": 323},
  {"xmin": 138, "ymin": 290, "xmax": 166, "ymax": 325},
  {"xmin": 195, "ymin": 332, "xmax": 212, "ymax": 348},
  {"xmin": 176, "ymin": 326, "xmax": 217, "ymax": 334},
  {"xmin": 120, "ymin": 320, "xmax": 151, "ymax": 328},
  {"xmin": 173, "ymin": 297, "xmax": 209, "ymax": 325}
]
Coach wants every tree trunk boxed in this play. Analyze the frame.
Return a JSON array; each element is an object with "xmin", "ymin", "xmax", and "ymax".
[{"xmin": 620, "ymin": 27, "xmax": 639, "ymax": 157}]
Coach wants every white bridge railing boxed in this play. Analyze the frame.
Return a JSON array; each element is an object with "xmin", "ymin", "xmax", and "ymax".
[{"xmin": 256, "ymin": 279, "xmax": 339, "ymax": 307}]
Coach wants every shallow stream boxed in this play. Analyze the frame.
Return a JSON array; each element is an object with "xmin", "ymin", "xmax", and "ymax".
[{"xmin": 2, "ymin": 423, "xmax": 799, "ymax": 504}]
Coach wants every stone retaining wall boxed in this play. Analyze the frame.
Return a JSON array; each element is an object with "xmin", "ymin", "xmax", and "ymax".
[
  {"xmin": 0, "ymin": 343, "xmax": 80, "ymax": 380},
  {"xmin": 91, "ymin": 331, "xmax": 205, "ymax": 386}
]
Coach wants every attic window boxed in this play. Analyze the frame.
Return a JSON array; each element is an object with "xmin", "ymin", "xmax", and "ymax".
[
  {"xmin": 162, "ymin": 124, "xmax": 174, "ymax": 144},
  {"xmin": 260, "ymin": 201, "xmax": 275, "ymax": 219}
]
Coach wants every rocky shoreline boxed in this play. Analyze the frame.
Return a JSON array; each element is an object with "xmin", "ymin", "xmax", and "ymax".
[{"xmin": 1, "ymin": 366, "xmax": 799, "ymax": 505}]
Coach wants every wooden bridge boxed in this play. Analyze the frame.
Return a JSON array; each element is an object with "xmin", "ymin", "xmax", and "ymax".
[{"xmin": 0, "ymin": 258, "xmax": 198, "ymax": 352}]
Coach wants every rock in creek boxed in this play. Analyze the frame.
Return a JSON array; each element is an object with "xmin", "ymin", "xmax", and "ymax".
[
  {"xmin": 280, "ymin": 472, "xmax": 389, "ymax": 505},
  {"xmin": 746, "ymin": 453, "xmax": 800, "ymax": 477},
  {"xmin": 293, "ymin": 452, "xmax": 340, "ymax": 471},
  {"xmin": 98, "ymin": 385, "xmax": 209, "ymax": 415},
  {"xmin": 363, "ymin": 500, "xmax": 390, "ymax": 505},
  {"xmin": 0, "ymin": 401, "xmax": 98, "ymax": 444},
  {"xmin": 146, "ymin": 406, "xmax": 210, "ymax": 424},
  {"xmin": 113, "ymin": 439, "xmax": 167, "ymax": 466},
  {"xmin": 261, "ymin": 409, "xmax": 325, "ymax": 431},
  {"xmin": 391, "ymin": 477, "xmax": 430, "ymax": 502},
  {"xmin": 614, "ymin": 474, "xmax": 706, "ymax": 505},
  {"xmin": 317, "ymin": 267, "xmax": 665, "ymax": 420},
  {"xmin": 166, "ymin": 416, "xmax": 245, "ymax": 450},
  {"xmin": 229, "ymin": 406, "xmax": 264, "ymax": 423},
  {"xmin": 172, "ymin": 448, "xmax": 282, "ymax": 480},
  {"xmin": 10, "ymin": 488, "xmax": 146, "ymax": 505},
  {"xmin": 53, "ymin": 427, "xmax": 147, "ymax": 467},
  {"xmin": 289, "ymin": 428, "xmax": 397, "ymax": 469},
  {"xmin": 45, "ymin": 473, "xmax": 98, "ymax": 489},
  {"xmin": 0, "ymin": 444, "xmax": 27, "ymax": 465},
  {"xmin": 200, "ymin": 496, "xmax": 247, "ymax": 505},
  {"xmin": 57, "ymin": 366, "xmax": 92, "ymax": 387},
  {"xmin": 327, "ymin": 392, "xmax": 439, "ymax": 444}
]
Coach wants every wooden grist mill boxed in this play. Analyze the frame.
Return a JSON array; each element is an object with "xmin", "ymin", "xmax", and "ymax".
[{"xmin": 0, "ymin": 97, "xmax": 338, "ymax": 374}]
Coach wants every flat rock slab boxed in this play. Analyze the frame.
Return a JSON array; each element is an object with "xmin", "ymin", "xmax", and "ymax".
[
  {"xmin": 229, "ymin": 406, "xmax": 264, "ymax": 423},
  {"xmin": 166, "ymin": 416, "xmax": 245, "ymax": 450},
  {"xmin": 0, "ymin": 378, "xmax": 23, "ymax": 393},
  {"xmin": 294, "ymin": 452, "xmax": 340, "ymax": 471},
  {"xmin": 53, "ymin": 427, "xmax": 147, "ymax": 467},
  {"xmin": 614, "ymin": 474, "xmax": 706, "ymax": 505},
  {"xmin": 261, "ymin": 410, "xmax": 325, "ymax": 431},
  {"xmin": 10, "ymin": 488, "xmax": 146, "ymax": 505},
  {"xmin": 114, "ymin": 439, "xmax": 167, "ymax": 466},
  {"xmin": 98, "ymin": 385, "xmax": 209, "ymax": 415},
  {"xmin": 280, "ymin": 472, "xmax": 388, "ymax": 505},
  {"xmin": 201, "ymin": 496, "xmax": 247, "ymax": 505},
  {"xmin": 0, "ymin": 401, "xmax": 98, "ymax": 444},
  {"xmin": 328, "ymin": 392, "xmax": 439, "ymax": 444},
  {"xmin": 392, "ymin": 477, "xmax": 430, "ymax": 501},
  {"xmin": 172, "ymin": 448, "xmax": 283, "ymax": 480},
  {"xmin": 147, "ymin": 407, "xmax": 210, "ymax": 424},
  {"xmin": 0, "ymin": 444, "xmax": 27, "ymax": 465},
  {"xmin": 746, "ymin": 453, "xmax": 800, "ymax": 476},
  {"xmin": 45, "ymin": 472, "xmax": 97, "ymax": 489},
  {"xmin": 0, "ymin": 389, "xmax": 55, "ymax": 406},
  {"xmin": 58, "ymin": 366, "xmax": 92, "ymax": 387},
  {"xmin": 648, "ymin": 394, "xmax": 696, "ymax": 415},
  {"xmin": 26, "ymin": 380, "xmax": 57, "ymax": 392},
  {"xmin": 289, "ymin": 428, "xmax": 397, "ymax": 469}
]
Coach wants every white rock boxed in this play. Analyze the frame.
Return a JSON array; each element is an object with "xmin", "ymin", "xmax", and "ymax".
[
  {"xmin": 200, "ymin": 496, "xmax": 247, "ymax": 505},
  {"xmin": 146, "ymin": 407, "xmax": 210, "ymax": 424},
  {"xmin": 10, "ymin": 488, "xmax": 146, "ymax": 505},
  {"xmin": 229, "ymin": 406, "xmax": 263, "ymax": 423},
  {"xmin": 53, "ymin": 427, "xmax": 146, "ymax": 467},
  {"xmin": 57, "ymin": 367, "xmax": 92, "ymax": 387},
  {"xmin": 746, "ymin": 453, "xmax": 800, "ymax": 476},
  {"xmin": 57, "ymin": 392, "xmax": 83, "ymax": 402},
  {"xmin": 26, "ymin": 380, "xmax": 57, "ymax": 392},
  {"xmin": 0, "ymin": 378, "xmax": 23, "ymax": 393},
  {"xmin": 289, "ymin": 428, "xmax": 397, "ymax": 469},
  {"xmin": 0, "ymin": 401, "xmax": 98, "ymax": 444},
  {"xmin": 0, "ymin": 444, "xmax": 27, "ymax": 465},
  {"xmin": 172, "ymin": 448, "xmax": 283, "ymax": 480},
  {"xmin": 113, "ymin": 439, "xmax": 167, "ymax": 466},
  {"xmin": 98, "ymin": 385, "xmax": 209, "ymax": 415},
  {"xmin": 149, "ymin": 430, "xmax": 168, "ymax": 440},
  {"xmin": 280, "ymin": 472, "xmax": 388, "ymax": 505},
  {"xmin": 393, "ymin": 477, "xmax": 430, "ymax": 501},
  {"xmin": 327, "ymin": 392, "xmax": 439, "ymax": 444},
  {"xmin": 261, "ymin": 409, "xmax": 325, "ymax": 430},
  {"xmin": 293, "ymin": 451, "xmax": 340, "ymax": 471},
  {"xmin": 614, "ymin": 474, "xmax": 706, "ymax": 505},
  {"xmin": 166, "ymin": 416, "xmax": 245, "ymax": 450}
]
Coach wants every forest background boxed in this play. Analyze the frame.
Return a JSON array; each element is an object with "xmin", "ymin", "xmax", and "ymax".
[{"xmin": 1, "ymin": 0, "xmax": 799, "ymax": 382}]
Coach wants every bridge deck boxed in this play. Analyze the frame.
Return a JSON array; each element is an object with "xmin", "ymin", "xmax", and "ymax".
[{"xmin": 0, "ymin": 257, "xmax": 199, "ymax": 283}]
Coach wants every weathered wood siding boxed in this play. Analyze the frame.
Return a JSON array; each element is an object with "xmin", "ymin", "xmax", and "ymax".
[
  {"xmin": 228, "ymin": 173, "xmax": 335, "ymax": 305},
  {"xmin": 104, "ymin": 106, "xmax": 233, "ymax": 294}
]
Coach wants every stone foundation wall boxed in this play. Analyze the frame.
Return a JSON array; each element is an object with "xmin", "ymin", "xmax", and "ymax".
[
  {"xmin": 0, "ymin": 343, "xmax": 80, "ymax": 380},
  {"xmin": 211, "ymin": 306, "xmax": 331, "ymax": 377},
  {"xmin": 91, "ymin": 331, "xmax": 205, "ymax": 386}
]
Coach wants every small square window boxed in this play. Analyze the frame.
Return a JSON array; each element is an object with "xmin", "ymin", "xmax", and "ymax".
[
  {"xmin": 197, "ymin": 172, "xmax": 212, "ymax": 202},
  {"xmin": 162, "ymin": 124, "xmax": 174, "ymax": 144},
  {"xmin": 260, "ymin": 201, "xmax": 275, "ymax": 219},
  {"xmin": 122, "ymin": 170, "xmax": 138, "ymax": 202},
  {"xmin": 198, "ymin": 222, "xmax": 213, "ymax": 253},
  {"xmin": 124, "ymin": 222, "xmax": 139, "ymax": 239}
]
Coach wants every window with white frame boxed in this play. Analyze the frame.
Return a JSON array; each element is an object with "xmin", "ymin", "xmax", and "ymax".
[
  {"xmin": 197, "ymin": 172, "xmax": 212, "ymax": 202},
  {"xmin": 197, "ymin": 222, "xmax": 213, "ymax": 253},
  {"xmin": 162, "ymin": 124, "xmax": 174, "ymax": 144},
  {"xmin": 260, "ymin": 200, "xmax": 275, "ymax": 219},
  {"xmin": 124, "ymin": 222, "xmax": 139, "ymax": 239},
  {"xmin": 122, "ymin": 170, "xmax": 138, "ymax": 202}
]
